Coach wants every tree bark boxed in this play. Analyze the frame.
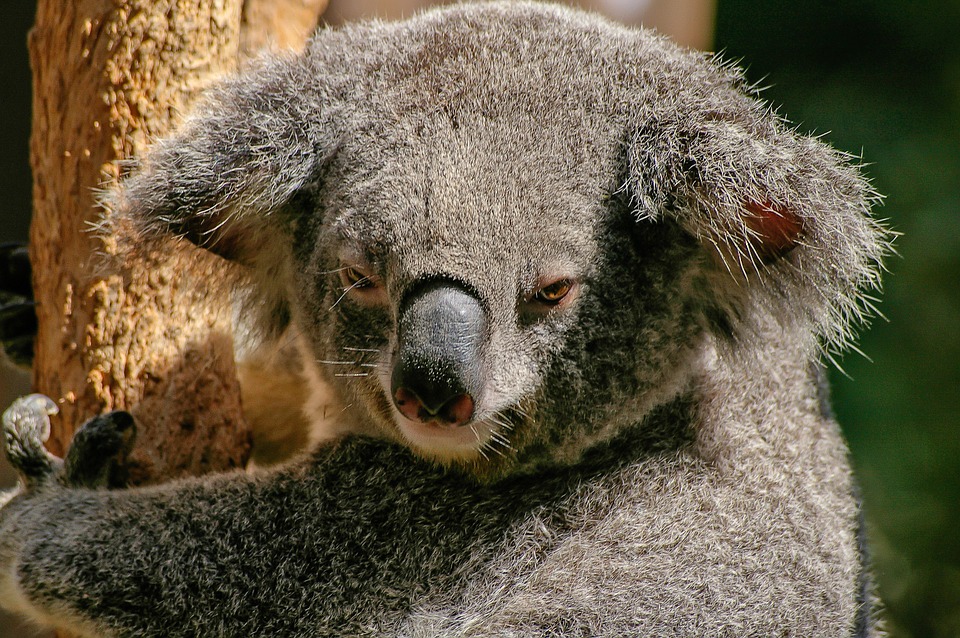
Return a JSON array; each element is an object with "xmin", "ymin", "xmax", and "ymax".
[{"xmin": 29, "ymin": 0, "xmax": 325, "ymax": 482}]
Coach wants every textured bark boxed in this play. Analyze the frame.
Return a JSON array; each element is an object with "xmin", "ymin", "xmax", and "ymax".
[{"xmin": 28, "ymin": 0, "xmax": 324, "ymax": 487}]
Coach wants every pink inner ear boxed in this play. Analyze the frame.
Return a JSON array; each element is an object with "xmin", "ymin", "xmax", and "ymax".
[{"xmin": 743, "ymin": 200, "xmax": 804, "ymax": 262}]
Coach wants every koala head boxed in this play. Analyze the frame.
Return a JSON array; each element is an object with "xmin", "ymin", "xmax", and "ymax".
[{"xmin": 111, "ymin": 2, "xmax": 889, "ymax": 478}]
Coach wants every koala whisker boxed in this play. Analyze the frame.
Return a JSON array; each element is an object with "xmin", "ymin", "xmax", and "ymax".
[
  {"xmin": 471, "ymin": 427, "xmax": 490, "ymax": 462},
  {"xmin": 489, "ymin": 412, "xmax": 516, "ymax": 432},
  {"xmin": 488, "ymin": 430, "xmax": 513, "ymax": 450},
  {"xmin": 330, "ymin": 278, "xmax": 374, "ymax": 309},
  {"xmin": 473, "ymin": 415, "xmax": 516, "ymax": 458},
  {"xmin": 342, "ymin": 347, "xmax": 381, "ymax": 353},
  {"xmin": 479, "ymin": 443, "xmax": 505, "ymax": 459},
  {"xmin": 320, "ymin": 401, "xmax": 350, "ymax": 421},
  {"xmin": 334, "ymin": 372, "xmax": 370, "ymax": 378},
  {"xmin": 490, "ymin": 424, "xmax": 514, "ymax": 440},
  {"xmin": 510, "ymin": 405, "xmax": 532, "ymax": 421},
  {"xmin": 480, "ymin": 436, "xmax": 510, "ymax": 459}
]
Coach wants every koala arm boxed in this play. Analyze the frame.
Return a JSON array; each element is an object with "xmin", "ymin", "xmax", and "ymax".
[
  {"xmin": 2, "ymin": 469, "xmax": 313, "ymax": 637},
  {"xmin": 0, "ymin": 397, "xmax": 506, "ymax": 637}
]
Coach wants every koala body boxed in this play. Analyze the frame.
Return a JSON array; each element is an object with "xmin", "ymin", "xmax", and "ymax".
[{"xmin": 1, "ymin": 2, "xmax": 888, "ymax": 636}]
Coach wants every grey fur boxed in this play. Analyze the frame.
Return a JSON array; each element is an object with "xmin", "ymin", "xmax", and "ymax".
[{"xmin": 1, "ymin": 2, "xmax": 889, "ymax": 635}]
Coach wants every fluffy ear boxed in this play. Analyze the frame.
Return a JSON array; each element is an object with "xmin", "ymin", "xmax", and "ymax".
[
  {"xmin": 105, "ymin": 53, "xmax": 334, "ymax": 267},
  {"xmin": 626, "ymin": 65, "xmax": 892, "ymax": 353}
]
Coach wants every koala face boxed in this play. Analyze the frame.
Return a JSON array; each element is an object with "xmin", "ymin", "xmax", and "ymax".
[{"xmin": 288, "ymin": 109, "xmax": 706, "ymax": 475}]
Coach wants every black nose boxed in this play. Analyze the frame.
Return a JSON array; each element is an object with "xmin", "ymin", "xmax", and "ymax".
[{"xmin": 391, "ymin": 282, "xmax": 486, "ymax": 427}]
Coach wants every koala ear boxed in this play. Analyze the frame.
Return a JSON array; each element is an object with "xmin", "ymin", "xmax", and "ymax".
[
  {"xmin": 625, "ymin": 82, "xmax": 892, "ymax": 352},
  {"xmin": 106, "ymin": 54, "xmax": 332, "ymax": 266}
]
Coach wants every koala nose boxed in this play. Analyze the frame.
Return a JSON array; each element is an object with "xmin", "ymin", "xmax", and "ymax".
[
  {"xmin": 393, "ymin": 387, "xmax": 475, "ymax": 427},
  {"xmin": 391, "ymin": 282, "xmax": 486, "ymax": 427}
]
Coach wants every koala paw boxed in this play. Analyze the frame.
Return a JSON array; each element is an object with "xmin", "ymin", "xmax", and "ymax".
[
  {"xmin": 64, "ymin": 410, "xmax": 136, "ymax": 489},
  {"xmin": 0, "ymin": 243, "xmax": 35, "ymax": 369},
  {"xmin": 2, "ymin": 394, "xmax": 62, "ymax": 487}
]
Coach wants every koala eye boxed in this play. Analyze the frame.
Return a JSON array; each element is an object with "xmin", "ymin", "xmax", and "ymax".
[
  {"xmin": 341, "ymin": 265, "xmax": 373, "ymax": 288},
  {"xmin": 533, "ymin": 278, "xmax": 575, "ymax": 306},
  {"xmin": 340, "ymin": 265, "xmax": 386, "ymax": 304}
]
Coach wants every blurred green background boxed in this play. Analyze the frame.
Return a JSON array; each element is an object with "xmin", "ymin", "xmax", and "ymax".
[{"xmin": 1, "ymin": 1, "xmax": 958, "ymax": 636}]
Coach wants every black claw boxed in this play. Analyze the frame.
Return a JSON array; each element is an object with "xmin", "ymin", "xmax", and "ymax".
[
  {"xmin": 0, "ymin": 300, "xmax": 38, "ymax": 340},
  {"xmin": 64, "ymin": 411, "xmax": 137, "ymax": 488},
  {"xmin": 0, "ymin": 243, "xmax": 32, "ymax": 298},
  {"xmin": 0, "ymin": 243, "xmax": 36, "ymax": 368},
  {"xmin": 0, "ymin": 243, "xmax": 35, "ymax": 368},
  {"xmin": 1, "ymin": 335, "xmax": 34, "ymax": 368}
]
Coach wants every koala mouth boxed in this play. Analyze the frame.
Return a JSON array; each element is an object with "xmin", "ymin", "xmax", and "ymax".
[
  {"xmin": 383, "ymin": 393, "xmax": 528, "ymax": 466},
  {"xmin": 392, "ymin": 409, "xmax": 502, "ymax": 461}
]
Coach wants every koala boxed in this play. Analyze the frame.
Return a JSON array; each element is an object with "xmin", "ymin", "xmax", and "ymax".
[{"xmin": 0, "ymin": 2, "xmax": 890, "ymax": 636}]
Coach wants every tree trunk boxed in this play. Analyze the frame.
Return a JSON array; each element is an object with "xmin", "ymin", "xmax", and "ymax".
[
  {"xmin": 26, "ymin": 3, "xmax": 319, "ymax": 636},
  {"xmin": 29, "ymin": 0, "xmax": 325, "ymax": 482}
]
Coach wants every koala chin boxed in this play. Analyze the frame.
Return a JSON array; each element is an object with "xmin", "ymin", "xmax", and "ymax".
[{"xmin": 1, "ymin": 2, "xmax": 891, "ymax": 636}]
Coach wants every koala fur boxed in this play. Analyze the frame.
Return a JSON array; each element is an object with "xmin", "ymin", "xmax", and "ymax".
[{"xmin": 1, "ymin": 2, "xmax": 890, "ymax": 636}]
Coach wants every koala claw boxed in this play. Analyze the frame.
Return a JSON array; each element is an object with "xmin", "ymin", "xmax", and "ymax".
[
  {"xmin": 64, "ymin": 410, "xmax": 136, "ymax": 489},
  {"xmin": 2, "ymin": 394, "xmax": 62, "ymax": 487}
]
